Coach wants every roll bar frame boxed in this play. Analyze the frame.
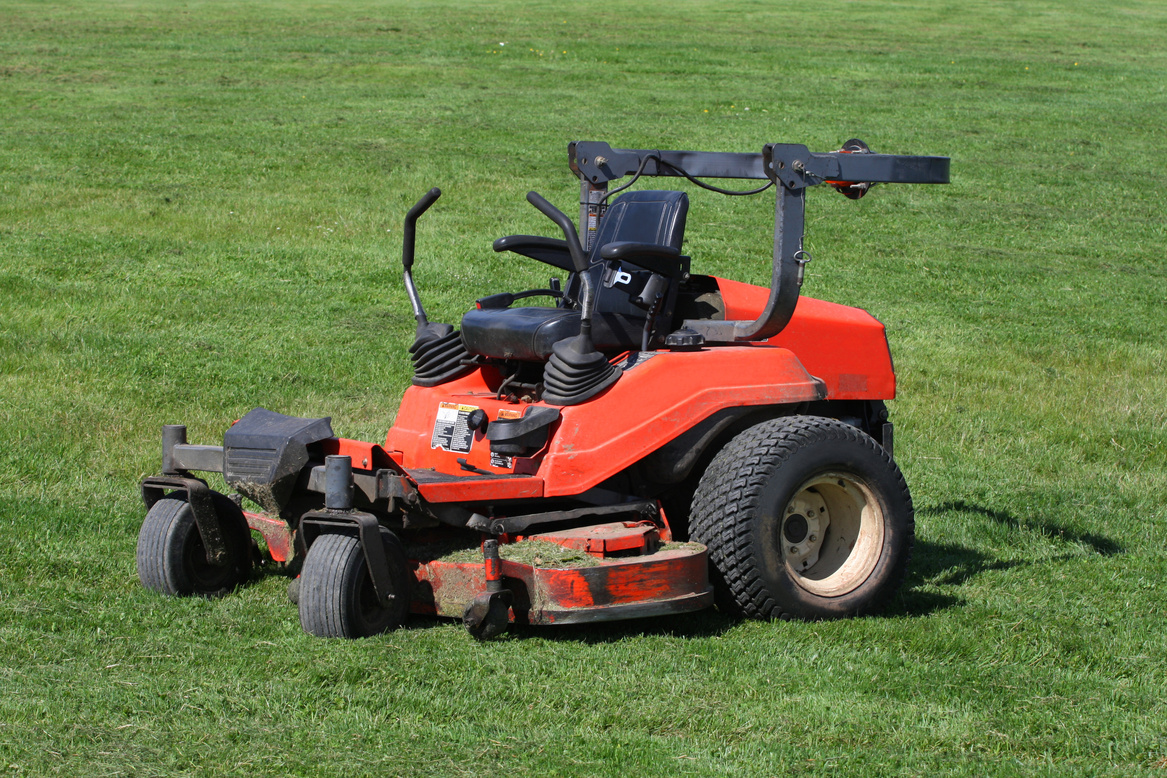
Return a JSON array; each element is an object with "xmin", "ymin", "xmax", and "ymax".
[{"xmin": 568, "ymin": 140, "xmax": 949, "ymax": 342}]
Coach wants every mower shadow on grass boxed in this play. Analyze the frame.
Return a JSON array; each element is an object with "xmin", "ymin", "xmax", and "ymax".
[
  {"xmin": 892, "ymin": 538, "xmax": 1011, "ymax": 616},
  {"xmin": 504, "ymin": 609, "xmax": 741, "ymax": 644},
  {"xmin": 890, "ymin": 501, "xmax": 1125, "ymax": 617},
  {"xmin": 919, "ymin": 500, "xmax": 1125, "ymax": 557}
]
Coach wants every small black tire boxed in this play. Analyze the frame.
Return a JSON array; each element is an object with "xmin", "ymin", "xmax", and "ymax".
[
  {"xmin": 136, "ymin": 495, "xmax": 252, "ymax": 597},
  {"xmin": 298, "ymin": 530, "xmax": 411, "ymax": 639},
  {"xmin": 689, "ymin": 416, "xmax": 913, "ymax": 620},
  {"xmin": 463, "ymin": 592, "xmax": 512, "ymax": 642}
]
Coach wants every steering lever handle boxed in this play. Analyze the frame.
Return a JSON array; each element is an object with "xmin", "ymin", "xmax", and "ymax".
[
  {"xmin": 402, "ymin": 187, "xmax": 441, "ymax": 272},
  {"xmin": 526, "ymin": 191, "xmax": 588, "ymax": 274}
]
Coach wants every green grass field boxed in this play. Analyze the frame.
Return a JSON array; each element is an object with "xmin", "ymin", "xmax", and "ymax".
[{"xmin": 2, "ymin": 0, "xmax": 1165, "ymax": 774}]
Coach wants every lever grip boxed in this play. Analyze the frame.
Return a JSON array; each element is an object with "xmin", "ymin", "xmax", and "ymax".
[
  {"xmin": 407, "ymin": 187, "xmax": 441, "ymax": 222},
  {"xmin": 526, "ymin": 191, "xmax": 588, "ymax": 273},
  {"xmin": 402, "ymin": 187, "xmax": 441, "ymax": 272}
]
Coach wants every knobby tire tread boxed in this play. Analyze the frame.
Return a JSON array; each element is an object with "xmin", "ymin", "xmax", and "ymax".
[{"xmin": 689, "ymin": 416, "xmax": 914, "ymax": 620}]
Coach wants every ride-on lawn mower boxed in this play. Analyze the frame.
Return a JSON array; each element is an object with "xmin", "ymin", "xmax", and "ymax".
[{"xmin": 136, "ymin": 139, "xmax": 949, "ymax": 639}]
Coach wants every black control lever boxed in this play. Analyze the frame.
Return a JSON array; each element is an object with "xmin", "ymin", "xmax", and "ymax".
[
  {"xmin": 525, "ymin": 190, "xmax": 620, "ymax": 405},
  {"xmin": 400, "ymin": 187, "xmax": 473, "ymax": 387},
  {"xmin": 525, "ymin": 190, "xmax": 595, "ymax": 321},
  {"xmin": 525, "ymin": 191, "xmax": 588, "ymax": 274},
  {"xmin": 402, "ymin": 187, "xmax": 441, "ymax": 324}
]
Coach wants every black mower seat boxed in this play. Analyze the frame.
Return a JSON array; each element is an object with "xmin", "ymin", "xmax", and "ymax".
[
  {"xmin": 461, "ymin": 190, "xmax": 689, "ymax": 361},
  {"xmin": 459, "ymin": 307, "xmax": 650, "ymax": 361}
]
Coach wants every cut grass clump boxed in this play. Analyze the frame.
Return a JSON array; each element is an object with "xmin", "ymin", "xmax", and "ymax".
[
  {"xmin": 437, "ymin": 540, "xmax": 601, "ymax": 568},
  {"xmin": 499, "ymin": 539, "xmax": 600, "ymax": 568},
  {"xmin": 662, "ymin": 541, "xmax": 704, "ymax": 553},
  {"xmin": 419, "ymin": 539, "xmax": 693, "ymax": 567}
]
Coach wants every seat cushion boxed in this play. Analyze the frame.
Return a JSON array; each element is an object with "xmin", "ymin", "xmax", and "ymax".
[
  {"xmin": 461, "ymin": 307, "xmax": 579, "ymax": 361},
  {"xmin": 461, "ymin": 307, "xmax": 645, "ymax": 361}
]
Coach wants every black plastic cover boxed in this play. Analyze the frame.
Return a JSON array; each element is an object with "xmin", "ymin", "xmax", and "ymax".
[
  {"xmin": 223, "ymin": 407, "xmax": 334, "ymax": 513},
  {"xmin": 486, "ymin": 406, "xmax": 561, "ymax": 456}
]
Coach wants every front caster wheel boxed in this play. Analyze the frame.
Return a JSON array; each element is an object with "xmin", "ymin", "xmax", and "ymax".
[
  {"xmin": 690, "ymin": 416, "xmax": 914, "ymax": 620},
  {"xmin": 298, "ymin": 531, "xmax": 411, "ymax": 638},
  {"xmin": 463, "ymin": 590, "xmax": 512, "ymax": 641},
  {"xmin": 136, "ymin": 495, "xmax": 252, "ymax": 597}
]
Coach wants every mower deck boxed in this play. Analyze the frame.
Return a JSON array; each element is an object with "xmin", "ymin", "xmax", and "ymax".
[{"xmin": 412, "ymin": 526, "xmax": 712, "ymax": 625}]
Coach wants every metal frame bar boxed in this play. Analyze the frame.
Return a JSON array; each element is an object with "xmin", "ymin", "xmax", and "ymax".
[{"xmin": 568, "ymin": 140, "xmax": 949, "ymax": 342}]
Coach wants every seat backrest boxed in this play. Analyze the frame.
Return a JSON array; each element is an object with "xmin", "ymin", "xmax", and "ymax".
[
  {"xmin": 577, "ymin": 190, "xmax": 688, "ymax": 318},
  {"xmin": 591, "ymin": 189, "xmax": 688, "ymax": 254}
]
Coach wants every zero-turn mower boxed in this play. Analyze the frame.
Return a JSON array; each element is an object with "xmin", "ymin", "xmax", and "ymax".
[{"xmin": 136, "ymin": 139, "xmax": 949, "ymax": 639}]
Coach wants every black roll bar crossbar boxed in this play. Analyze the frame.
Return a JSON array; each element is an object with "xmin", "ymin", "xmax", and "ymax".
[{"xmin": 568, "ymin": 140, "xmax": 949, "ymax": 343}]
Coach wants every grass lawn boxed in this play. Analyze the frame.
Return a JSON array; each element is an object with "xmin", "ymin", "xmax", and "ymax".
[{"xmin": 1, "ymin": 0, "xmax": 1165, "ymax": 774}]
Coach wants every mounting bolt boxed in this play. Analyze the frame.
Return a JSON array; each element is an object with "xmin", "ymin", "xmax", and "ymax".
[{"xmin": 792, "ymin": 159, "xmax": 805, "ymax": 172}]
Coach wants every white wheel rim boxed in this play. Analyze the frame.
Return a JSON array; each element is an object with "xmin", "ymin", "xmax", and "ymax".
[{"xmin": 780, "ymin": 472, "xmax": 885, "ymax": 597}]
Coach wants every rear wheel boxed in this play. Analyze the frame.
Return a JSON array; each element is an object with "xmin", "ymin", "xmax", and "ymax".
[
  {"xmin": 137, "ymin": 495, "xmax": 252, "ymax": 597},
  {"xmin": 298, "ymin": 531, "xmax": 411, "ymax": 638},
  {"xmin": 689, "ymin": 416, "xmax": 913, "ymax": 620}
]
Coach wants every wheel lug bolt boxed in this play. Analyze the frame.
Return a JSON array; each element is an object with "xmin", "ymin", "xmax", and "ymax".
[{"xmin": 809, "ymin": 534, "xmax": 817, "ymax": 542}]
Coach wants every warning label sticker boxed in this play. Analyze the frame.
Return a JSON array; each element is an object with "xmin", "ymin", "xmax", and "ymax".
[{"xmin": 430, "ymin": 402, "xmax": 479, "ymax": 453}]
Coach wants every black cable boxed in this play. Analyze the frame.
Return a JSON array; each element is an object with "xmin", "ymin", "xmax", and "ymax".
[
  {"xmin": 598, "ymin": 152, "xmax": 661, "ymax": 205},
  {"xmin": 599, "ymin": 154, "xmax": 774, "ymax": 204},
  {"xmin": 657, "ymin": 160, "xmax": 775, "ymax": 196}
]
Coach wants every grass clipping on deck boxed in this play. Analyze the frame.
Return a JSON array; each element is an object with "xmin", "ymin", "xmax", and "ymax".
[
  {"xmin": 438, "ymin": 539, "xmax": 701, "ymax": 568},
  {"xmin": 439, "ymin": 539, "xmax": 601, "ymax": 568},
  {"xmin": 501, "ymin": 540, "xmax": 600, "ymax": 568}
]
